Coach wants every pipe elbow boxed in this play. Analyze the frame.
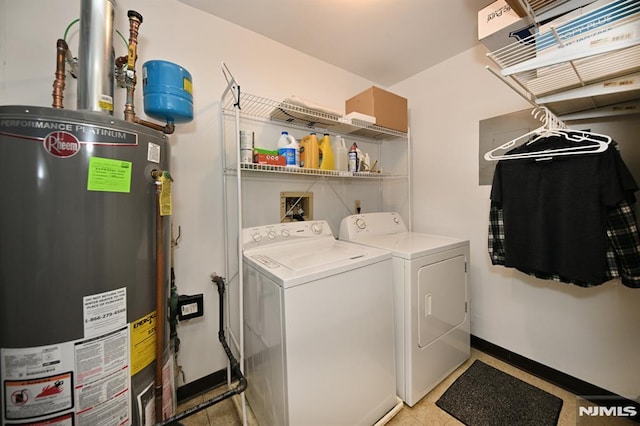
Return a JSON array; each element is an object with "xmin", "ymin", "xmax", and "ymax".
[
  {"xmin": 56, "ymin": 38, "xmax": 68, "ymax": 51},
  {"xmin": 163, "ymin": 123, "xmax": 175, "ymax": 135},
  {"xmin": 115, "ymin": 55, "xmax": 128, "ymax": 68},
  {"xmin": 232, "ymin": 363, "xmax": 248, "ymax": 394},
  {"xmin": 237, "ymin": 375, "xmax": 248, "ymax": 394},
  {"xmin": 211, "ymin": 274, "xmax": 226, "ymax": 294}
]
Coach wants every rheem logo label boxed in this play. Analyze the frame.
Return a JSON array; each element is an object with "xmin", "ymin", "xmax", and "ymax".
[{"xmin": 43, "ymin": 131, "xmax": 80, "ymax": 158}]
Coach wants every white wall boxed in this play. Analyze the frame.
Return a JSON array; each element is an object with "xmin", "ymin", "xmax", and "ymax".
[
  {"xmin": 391, "ymin": 45, "xmax": 640, "ymax": 401},
  {"xmin": 0, "ymin": 0, "xmax": 378, "ymax": 387}
]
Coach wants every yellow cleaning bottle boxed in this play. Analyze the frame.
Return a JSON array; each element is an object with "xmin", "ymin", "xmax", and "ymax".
[
  {"xmin": 319, "ymin": 133, "xmax": 335, "ymax": 170},
  {"xmin": 300, "ymin": 133, "xmax": 320, "ymax": 168}
]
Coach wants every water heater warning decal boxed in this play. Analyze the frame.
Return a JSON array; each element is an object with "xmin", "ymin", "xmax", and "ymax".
[
  {"xmin": 130, "ymin": 311, "xmax": 156, "ymax": 376},
  {"xmin": 3, "ymin": 373, "xmax": 73, "ymax": 420}
]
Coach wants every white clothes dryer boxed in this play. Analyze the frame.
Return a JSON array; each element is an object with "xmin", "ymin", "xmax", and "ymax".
[
  {"xmin": 339, "ymin": 212, "xmax": 470, "ymax": 407},
  {"xmin": 242, "ymin": 220, "xmax": 399, "ymax": 426}
]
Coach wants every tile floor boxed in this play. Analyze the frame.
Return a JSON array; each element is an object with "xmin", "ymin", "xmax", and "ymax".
[{"xmin": 174, "ymin": 348, "xmax": 635, "ymax": 425}]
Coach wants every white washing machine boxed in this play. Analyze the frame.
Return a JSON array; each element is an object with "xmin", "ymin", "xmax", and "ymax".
[
  {"xmin": 242, "ymin": 220, "xmax": 399, "ymax": 426},
  {"xmin": 339, "ymin": 212, "xmax": 470, "ymax": 407}
]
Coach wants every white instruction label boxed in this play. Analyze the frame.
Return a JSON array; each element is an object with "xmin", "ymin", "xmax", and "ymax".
[
  {"xmin": 147, "ymin": 142, "xmax": 161, "ymax": 164},
  {"xmin": 74, "ymin": 326, "xmax": 131, "ymax": 425},
  {"xmin": 83, "ymin": 288, "xmax": 127, "ymax": 338},
  {"xmin": 1, "ymin": 325, "xmax": 132, "ymax": 425},
  {"xmin": 1, "ymin": 343, "xmax": 76, "ymax": 422}
]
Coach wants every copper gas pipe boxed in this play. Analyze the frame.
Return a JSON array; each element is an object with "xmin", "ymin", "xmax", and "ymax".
[
  {"xmin": 52, "ymin": 39, "xmax": 69, "ymax": 108},
  {"xmin": 135, "ymin": 117, "xmax": 175, "ymax": 134},
  {"xmin": 120, "ymin": 10, "xmax": 143, "ymax": 123},
  {"xmin": 117, "ymin": 10, "xmax": 175, "ymax": 135},
  {"xmin": 151, "ymin": 169, "xmax": 166, "ymax": 423}
]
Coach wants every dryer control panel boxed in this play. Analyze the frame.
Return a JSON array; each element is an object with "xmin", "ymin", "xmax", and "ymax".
[{"xmin": 339, "ymin": 212, "xmax": 407, "ymax": 240}]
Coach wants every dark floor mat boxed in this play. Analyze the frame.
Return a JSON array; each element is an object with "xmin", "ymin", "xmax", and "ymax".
[{"xmin": 435, "ymin": 360, "xmax": 563, "ymax": 426}]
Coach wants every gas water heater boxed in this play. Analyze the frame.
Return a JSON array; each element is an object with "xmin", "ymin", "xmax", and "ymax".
[
  {"xmin": 0, "ymin": 107, "xmax": 172, "ymax": 425},
  {"xmin": 0, "ymin": 1, "xmax": 192, "ymax": 425}
]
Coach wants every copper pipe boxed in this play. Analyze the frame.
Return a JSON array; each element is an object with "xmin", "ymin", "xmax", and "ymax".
[
  {"xmin": 52, "ymin": 39, "xmax": 68, "ymax": 109},
  {"xmin": 119, "ymin": 10, "xmax": 174, "ymax": 135},
  {"xmin": 152, "ymin": 169, "xmax": 165, "ymax": 423},
  {"xmin": 123, "ymin": 10, "xmax": 143, "ymax": 123},
  {"xmin": 134, "ymin": 117, "xmax": 176, "ymax": 135}
]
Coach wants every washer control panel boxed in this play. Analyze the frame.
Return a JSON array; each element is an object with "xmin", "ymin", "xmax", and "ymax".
[{"xmin": 243, "ymin": 220, "xmax": 334, "ymax": 249}]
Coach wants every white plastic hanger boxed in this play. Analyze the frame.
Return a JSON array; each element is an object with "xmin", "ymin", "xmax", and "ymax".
[{"xmin": 484, "ymin": 107, "xmax": 611, "ymax": 161}]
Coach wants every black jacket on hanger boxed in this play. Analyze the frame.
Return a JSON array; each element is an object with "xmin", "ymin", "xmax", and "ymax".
[{"xmin": 488, "ymin": 135, "xmax": 640, "ymax": 288}]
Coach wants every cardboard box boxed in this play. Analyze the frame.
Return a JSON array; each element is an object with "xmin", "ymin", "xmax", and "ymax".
[
  {"xmin": 345, "ymin": 87, "xmax": 408, "ymax": 133},
  {"xmin": 478, "ymin": 0, "xmax": 522, "ymax": 41},
  {"xmin": 253, "ymin": 153, "xmax": 286, "ymax": 166},
  {"xmin": 504, "ymin": 0, "xmax": 528, "ymax": 17},
  {"xmin": 478, "ymin": 0, "xmax": 600, "ymax": 52}
]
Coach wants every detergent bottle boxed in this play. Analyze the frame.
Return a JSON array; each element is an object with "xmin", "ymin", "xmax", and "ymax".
[
  {"xmin": 300, "ymin": 133, "xmax": 320, "ymax": 168},
  {"xmin": 319, "ymin": 133, "xmax": 335, "ymax": 171},
  {"xmin": 277, "ymin": 131, "xmax": 299, "ymax": 167},
  {"xmin": 334, "ymin": 136, "xmax": 348, "ymax": 172}
]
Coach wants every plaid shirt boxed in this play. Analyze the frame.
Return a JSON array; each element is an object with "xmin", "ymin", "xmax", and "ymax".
[{"xmin": 489, "ymin": 200, "xmax": 640, "ymax": 288}]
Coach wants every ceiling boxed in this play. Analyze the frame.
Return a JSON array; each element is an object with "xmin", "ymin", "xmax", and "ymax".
[{"xmin": 178, "ymin": 0, "xmax": 495, "ymax": 86}]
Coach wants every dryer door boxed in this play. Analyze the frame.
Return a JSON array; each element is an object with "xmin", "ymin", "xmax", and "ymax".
[{"xmin": 417, "ymin": 255, "xmax": 467, "ymax": 348}]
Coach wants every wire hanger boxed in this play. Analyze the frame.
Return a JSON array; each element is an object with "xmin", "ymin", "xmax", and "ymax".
[{"xmin": 484, "ymin": 106, "xmax": 611, "ymax": 161}]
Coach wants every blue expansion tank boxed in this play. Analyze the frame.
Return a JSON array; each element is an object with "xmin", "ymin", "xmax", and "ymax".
[{"xmin": 143, "ymin": 60, "xmax": 193, "ymax": 124}]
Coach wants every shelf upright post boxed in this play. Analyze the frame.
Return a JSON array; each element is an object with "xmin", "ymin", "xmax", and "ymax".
[{"xmin": 220, "ymin": 62, "xmax": 248, "ymax": 426}]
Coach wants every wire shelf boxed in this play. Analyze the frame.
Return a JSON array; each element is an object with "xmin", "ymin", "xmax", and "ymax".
[
  {"xmin": 225, "ymin": 163, "xmax": 406, "ymax": 179},
  {"xmin": 487, "ymin": 0, "xmax": 640, "ymax": 116},
  {"xmin": 520, "ymin": 0, "xmax": 585, "ymax": 20},
  {"xmin": 222, "ymin": 92, "xmax": 407, "ymax": 140}
]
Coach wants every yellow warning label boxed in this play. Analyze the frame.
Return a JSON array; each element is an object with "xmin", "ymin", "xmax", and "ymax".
[
  {"xmin": 183, "ymin": 77, "xmax": 193, "ymax": 95},
  {"xmin": 130, "ymin": 311, "xmax": 156, "ymax": 376},
  {"xmin": 98, "ymin": 100, "xmax": 114, "ymax": 111},
  {"xmin": 160, "ymin": 172, "xmax": 172, "ymax": 216},
  {"xmin": 127, "ymin": 45, "xmax": 137, "ymax": 69}
]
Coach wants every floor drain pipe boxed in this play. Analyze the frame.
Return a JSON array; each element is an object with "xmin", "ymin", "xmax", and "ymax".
[{"xmin": 156, "ymin": 274, "xmax": 247, "ymax": 425}]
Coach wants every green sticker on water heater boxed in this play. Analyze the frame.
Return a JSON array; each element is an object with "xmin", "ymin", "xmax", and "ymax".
[{"xmin": 87, "ymin": 157, "xmax": 132, "ymax": 193}]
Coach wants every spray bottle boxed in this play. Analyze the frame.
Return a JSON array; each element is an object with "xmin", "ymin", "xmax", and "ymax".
[{"xmin": 348, "ymin": 142, "xmax": 359, "ymax": 173}]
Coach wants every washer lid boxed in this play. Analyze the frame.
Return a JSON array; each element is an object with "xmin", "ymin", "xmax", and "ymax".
[
  {"xmin": 351, "ymin": 232, "xmax": 468, "ymax": 260},
  {"xmin": 244, "ymin": 237, "xmax": 391, "ymax": 288}
]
